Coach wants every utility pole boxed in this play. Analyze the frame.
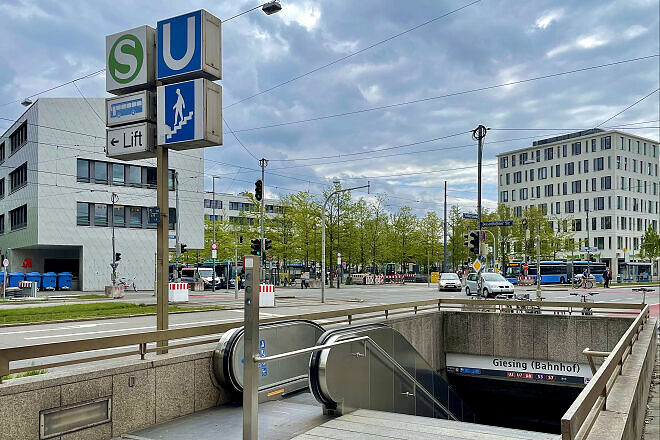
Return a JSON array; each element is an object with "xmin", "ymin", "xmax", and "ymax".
[
  {"xmin": 156, "ymin": 146, "xmax": 169, "ymax": 354},
  {"xmin": 333, "ymin": 180, "xmax": 340, "ymax": 289},
  {"xmin": 473, "ymin": 125, "xmax": 487, "ymax": 297},
  {"xmin": 586, "ymin": 208, "xmax": 591, "ymax": 278},
  {"xmin": 235, "ymin": 234, "xmax": 239, "ymax": 299},
  {"xmin": 174, "ymin": 171, "xmax": 180, "ymax": 281},
  {"xmin": 111, "ymin": 192, "xmax": 119, "ymax": 285},
  {"xmin": 443, "ymin": 180, "xmax": 448, "ymax": 272},
  {"xmin": 212, "ymin": 176, "xmax": 217, "ymax": 292},
  {"xmin": 427, "ymin": 245, "xmax": 430, "ymax": 288},
  {"xmin": 259, "ymin": 158, "xmax": 268, "ymax": 281},
  {"xmin": 536, "ymin": 226, "xmax": 542, "ymax": 300}
]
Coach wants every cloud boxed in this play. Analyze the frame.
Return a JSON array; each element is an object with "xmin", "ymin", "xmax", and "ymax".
[
  {"xmin": 623, "ymin": 25, "xmax": 647, "ymax": 40},
  {"xmin": 279, "ymin": 1, "xmax": 321, "ymax": 31},
  {"xmin": 534, "ymin": 9, "xmax": 564, "ymax": 30},
  {"xmin": 0, "ymin": 0, "xmax": 52, "ymax": 20},
  {"xmin": 546, "ymin": 33, "xmax": 609, "ymax": 57}
]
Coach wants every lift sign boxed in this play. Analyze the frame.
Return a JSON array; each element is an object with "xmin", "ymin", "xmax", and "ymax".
[{"xmin": 258, "ymin": 339, "xmax": 268, "ymax": 377}]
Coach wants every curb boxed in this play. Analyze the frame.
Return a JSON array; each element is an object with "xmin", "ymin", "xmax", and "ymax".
[{"xmin": 0, "ymin": 307, "xmax": 223, "ymax": 329}]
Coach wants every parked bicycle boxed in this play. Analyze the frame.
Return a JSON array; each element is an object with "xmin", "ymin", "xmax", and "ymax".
[
  {"xmin": 571, "ymin": 274, "xmax": 594, "ymax": 289},
  {"xmin": 570, "ymin": 291, "xmax": 598, "ymax": 315},
  {"xmin": 117, "ymin": 277, "xmax": 137, "ymax": 292}
]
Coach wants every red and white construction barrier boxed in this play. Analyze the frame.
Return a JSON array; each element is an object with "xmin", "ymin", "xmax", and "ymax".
[
  {"xmin": 385, "ymin": 274, "xmax": 405, "ymax": 284},
  {"xmin": 19, "ymin": 281, "xmax": 37, "ymax": 297},
  {"xmin": 517, "ymin": 276, "xmax": 535, "ymax": 286},
  {"xmin": 18, "ymin": 281, "xmax": 32, "ymax": 288},
  {"xmin": 260, "ymin": 283, "xmax": 275, "ymax": 307},
  {"xmin": 168, "ymin": 282, "xmax": 189, "ymax": 303}
]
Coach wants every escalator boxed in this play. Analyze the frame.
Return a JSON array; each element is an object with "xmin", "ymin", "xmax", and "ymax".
[{"xmin": 308, "ymin": 323, "xmax": 476, "ymax": 422}]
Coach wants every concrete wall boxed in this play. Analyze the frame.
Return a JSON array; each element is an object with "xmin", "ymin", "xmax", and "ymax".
[
  {"xmin": 586, "ymin": 317, "xmax": 658, "ymax": 440},
  {"xmin": 0, "ymin": 348, "xmax": 229, "ymax": 440}
]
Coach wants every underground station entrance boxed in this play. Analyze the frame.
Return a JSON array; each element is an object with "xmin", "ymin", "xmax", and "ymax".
[{"xmin": 128, "ymin": 302, "xmax": 656, "ymax": 440}]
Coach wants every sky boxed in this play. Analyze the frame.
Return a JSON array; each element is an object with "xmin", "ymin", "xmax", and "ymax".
[{"xmin": 0, "ymin": 0, "xmax": 659, "ymax": 217}]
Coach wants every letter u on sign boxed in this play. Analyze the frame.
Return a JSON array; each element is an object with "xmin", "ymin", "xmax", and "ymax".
[{"xmin": 157, "ymin": 9, "xmax": 222, "ymax": 82}]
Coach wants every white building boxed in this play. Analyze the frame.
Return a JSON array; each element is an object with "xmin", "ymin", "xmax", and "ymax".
[
  {"xmin": 203, "ymin": 191, "xmax": 282, "ymax": 225},
  {"xmin": 497, "ymin": 129, "xmax": 659, "ymax": 279},
  {"xmin": 0, "ymin": 98, "xmax": 203, "ymax": 291}
]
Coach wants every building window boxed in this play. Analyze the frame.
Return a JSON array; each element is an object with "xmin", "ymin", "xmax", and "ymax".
[
  {"xmin": 538, "ymin": 167, "xmax": 547, "ymax": 179},
  {"xmin": 565, "ymin": 200, "xmax": 574, "ymax": 213},
  {"xmin": 9, "ymin": 204, "xmax": 27, "ymax": 230},
  {"xmin": 555, "ymin": 202, "xmax": 560, "ymax": 214},
  {"xmin": 594, "ymin": 157, "xmax": 604, "ymax": 171},
  {"xmin": 594, "ymin": 197, "xmax": 604, "ymax": 210},
  {"xmin": 514, "ymin": 206, "xmax": 522, "ymax": 217},
  {"xmin": 94, "ymin": 204, "xmax": 108, "ymax": 226},
  {"xmin": 511, "ymin": 190, "xmax": 516, "ymax": 201},
  {"xmin": 0, "ymin": 142, "xmax": 5, "ymax": 163},
  {"xmin": 77, "ymin": 202, "xmax": 90, "ymax": 226},
  {"xmin": 544, "ymin": 184, "xmax": 553, "ymax": 197},
  {"xmin": 529, "ymin": 169, "xmax": 535, "ymax": 181},
  {"xmin": 113, "ymin": 205, "xmax": 125, "ymax": 227},
  {"xmin": 77, "ymin": 159, "xmax": 90, "ymax": 182},
  {"xmin": 146, "ymin": 167, "xmax": 157, "ymax": 187},
  {"xmin": 595, "ymin": 237, "xmax": 604, "ymax": 250},
  {"xmin": 601, "ymin": 176, "xmax": 611, "ymax": 190},
  {"xmin": 601, "ymin": 216, "xmax": 612, "ymax": 230},
  {"xmin": 112, "ymin": 163, "xmax": 124, "ymax": 185},
  {"xmin": 0, "ymin": 214, "xmax": 4, "ymax": 234},
  {"xmin": 565, "ymin": 162, "xmax": 574, "ymax": 175},
  {"xmin": 128, "ymin": 207, "xmax": 141, "ymax": 228},
  {"xmin": 555, "ymin": 164, "xmax": 560, "ymax": 177},
  {"xmin": 94, "ymin": 161, "xmax": 108, "ymax": 184},
  {"xmin": 230, "ymin": 202, "xmax": 239, "ymax": 210},
  {"xmin": 168, "ymin": 170, "xmax": 176, "ymax": 191},
  {"xmin": 573, "ymin": 219, "xmax": 582, "ymax": 231},
  {"xmin": 544, "ymin": 148, "xmax": 553, "ymax": 161},
  {"xmin": 501, "ymin": 191, "xmax": 508, "ymax": 202},
  {"xmin": 169, "ymin": 208, "xmax": 177, "ymax": 230},
  {"xmin": 571, "ymin": 142, "xmax": 581, "ymax": 155},
  {"xmin": 511, "ymin": 155, "xmax": 516, "ymax": 167},
  {"xmin": 9, "ymin": 162, "xmax": 28, "ymax": 193},
  {"xmin": 600, "ymin": 136, "xmax": 611, "ymax": 150},
  {"xmin": 591, "ymin": 178, "xmax": 596, "ymax": 192},
  {"xmin": 505, "ymin": 173, "xmax": 510, "ymax": 185},
  {"xmin": 9, "ymin": 121, "xmax": 28, "ymax": 154},
  {"xmin": 520, "ymin": 188, "xmax": 528, "ymax": 200},
  {"xmin": 0, "ymin": 178, "xmax": 4, "ymax": 199},
  {"xmin": 500, "ymin": 157, "xmax": 508, "ymax": 168},
  {"xmin": 571, "ymin": 180, "xmax": 581, "ymax": 194},
  {"xmin": 591, "ymin": 139, "xmax": 596, "ymax": 152}
]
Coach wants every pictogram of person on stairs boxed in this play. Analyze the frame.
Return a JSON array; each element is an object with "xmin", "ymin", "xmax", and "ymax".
[{"xmin": 173, "ymin": 88, "xmax": 185, "ymax": 127}]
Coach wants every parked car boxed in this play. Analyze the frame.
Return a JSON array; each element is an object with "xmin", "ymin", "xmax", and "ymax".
[
  {"xmin": 438, "ymin": 273, "xmax": 462, "ymax": 291},
  {"xmin": 465, "ymin": 272, "xmax": 514, "ymax": 298},
  {"xmin": 180, "ymin": 267, "xmax": 221, "ymax": 290}
]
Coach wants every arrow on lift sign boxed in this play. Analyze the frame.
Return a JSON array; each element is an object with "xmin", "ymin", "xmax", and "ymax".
[{"xmin": 110, "ymin": 138, "xmax": 119, "ymax": 146}]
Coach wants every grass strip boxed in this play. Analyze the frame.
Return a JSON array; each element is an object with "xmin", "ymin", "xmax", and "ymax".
[
  {"xmin": 2, "ymin": 369, "xmax": 48, "ymax": 381},
  {"xmin": 0, "ymin": 302, "xmax": 221, "ymax": 324}
]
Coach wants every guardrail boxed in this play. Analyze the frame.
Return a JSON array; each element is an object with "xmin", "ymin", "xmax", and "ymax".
[
  {"xmin": 0, "ymin": 298, "xmax": 646, "ymax": 383},
  {"xmin": 560, "ymin": 304, "xmax": 650, "ymax": 440}
]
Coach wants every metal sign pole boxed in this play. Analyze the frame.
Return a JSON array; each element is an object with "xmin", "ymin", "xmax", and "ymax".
[
  {"xmin": 243, "ymin": 255, "xmax": 260, "ymax": 440},
  {"xmin": 156, "ymin": 146, "xmax": 169, "ymax": 354}
]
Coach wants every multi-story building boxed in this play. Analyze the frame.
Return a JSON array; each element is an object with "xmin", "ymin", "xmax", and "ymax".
[
  {"xmin": 497, "ymin": 129, "xmax": 659, "ymax": 279},
  {"xmin": 0, "ymin": 98, "xmax": 203, "ymax": 291},
  {"xmin": 203, "ymin": 191, "xmax": 282, "ymax": 225}
]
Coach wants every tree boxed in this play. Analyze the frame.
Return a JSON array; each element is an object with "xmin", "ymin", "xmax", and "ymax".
[{"xmin": 641, "ymin": 226, "xmax": 660, "ymax": 261}]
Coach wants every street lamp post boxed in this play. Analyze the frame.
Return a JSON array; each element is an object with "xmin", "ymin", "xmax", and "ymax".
[{"xmin": 322, "ymin": 183, "xmax": 369, "ymax": 303}]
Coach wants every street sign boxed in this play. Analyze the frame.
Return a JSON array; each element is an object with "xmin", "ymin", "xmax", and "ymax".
[
  {"xmin": 211, "ymin": 243, "xmax": 218, "ymax": 250},
  {"xmin": 169, "ymin": 234, "xmax": 176, "ymax": 239},
  {"xmin": 523, "ymin": 263, "xmax": 528, "ymax": 271},
  {"xmin": 147, "ymin": 206, "xmax": 160, "ymax": 224},
  {"xmin": 106, "ymin": 25, "xmax": 156, "ymax": 95},
  {"xmin": 157, "ymin": 78, "xmax": 222, "ymax": 150},
  {"xmin": 337, "ymin": 252, "xmax": 341, "ymax": 257},
  {"xmin": 106, "ymin": 122, "xmax": 156, "ymax": 160},
  {"xmin": 472, "ymin": 259, "xmax": 482, "ymax": 272},
  {"xmin": 156, "ymin": 9, "xmax": 222, "ymax": 83},
  {"xmin": 2, "ymin": 259, "xmax": 8, "ymax": 267},
  {"xmin": 580, "ymin": 247, "xmax": 598, "ymax": 253},
  {"xmin": 481, "ymin": 220, "xmax": 514, "ymax": 227},
  {"xmin": 622, "ymin": 247, "xmax": 627, "ymax": 253},
  {"xmin": 462, "ymin": 212, "xmax": 478, "ymax": 219},
  {"xmin": 212, "ymin": 249, "xmax": 217, "ymax": 259},
  {"xmin": 106, "ymin": 90, "xmax": 156, "ymax": 127}
]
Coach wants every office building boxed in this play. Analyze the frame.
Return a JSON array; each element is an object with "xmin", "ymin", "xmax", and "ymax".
[
  {"xmin": 497, "ymin": 129, "xmax": 659, "ymax": 279},
  {"xmin": 0, "ymin": 98, "xmax": 204, "ymax": 290}
]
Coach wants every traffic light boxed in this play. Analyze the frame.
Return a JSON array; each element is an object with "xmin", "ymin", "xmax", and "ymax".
[
  {"xmin": 179, "ymin": 243, "xmax": 187, "ymax": 253},
  {"xmin": 115, "ymin": 252, "xmax": 121, "ymax": 262},
  {"xmin": 468, "ymin": 231, "xmax": 479, "ymax": 255},
  {"xmin": 264, "ymin": 238, "xmax": 272, "ymax": 251},
  {"xmin": 463, "ymin": 234, "xmax": 469, "ymax": 247},
  {"xmin": 255, "ymin": 179, "xmax": 263, "ymax": 201},
  {"xmin": 250, "ymin": 238, "xmax": 261, "ymax": 256}
]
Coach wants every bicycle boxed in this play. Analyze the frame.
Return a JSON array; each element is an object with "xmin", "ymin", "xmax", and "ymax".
[
  {"xmin": 570, "ymin": 291, "xmax": 598, "ymax": 315},
  {"xmin": 571, "ymin": 275, "xmax": 594, "ymax": 289},
  {"xmin": 117, "ymin": 276, "xmax": 137, "ymax": 292}
]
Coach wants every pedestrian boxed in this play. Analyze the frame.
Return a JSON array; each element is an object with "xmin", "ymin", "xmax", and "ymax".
[{"xmin": 603, "ymin": 267, "xmax": 610, "ymax": 288}]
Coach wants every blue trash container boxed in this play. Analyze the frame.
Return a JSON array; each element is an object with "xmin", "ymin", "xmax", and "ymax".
[
  {"xmin": 57, "ymin": 272, "xmax": 73, "ymax": 290},
  {"xmin": 25, "ymin": 272, "xmax": 41, "ymax": 289},
  {"xmin": 7, "ymin": 272, "xmax": 25, "ymax": 288},
  {"xmin": 42, "ymin": 272, "xmax": 57, "ymax": 290}
]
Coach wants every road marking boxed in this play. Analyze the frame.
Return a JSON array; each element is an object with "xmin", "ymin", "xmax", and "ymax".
[{"xmin": 0, "ymin": 321, "xmax": 131, "ymax": 336}]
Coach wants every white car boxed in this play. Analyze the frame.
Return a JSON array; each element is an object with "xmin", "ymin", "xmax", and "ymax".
[
  {"xmin": 438, "ymin": 273, "xmax": 462, "ymax": 291},
  {"xmin": 465, "ymin": 272, "xmax": 514, "ymax": 298}
]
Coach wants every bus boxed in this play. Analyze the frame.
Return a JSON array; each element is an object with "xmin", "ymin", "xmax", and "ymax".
[
  {"xmin": 505, "ymin": 261, "xmax": 568, "ymax": 284},
  {"xmin": 567, "ymin": 261, "xmax": 606, "ymax": 282}
]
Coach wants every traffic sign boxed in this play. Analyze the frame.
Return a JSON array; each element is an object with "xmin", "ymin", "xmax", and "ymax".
[
  {"xmin": 106, "ymin": 90, "xmax": 156, "ymax": 127},
  {"xmin": 472, "ymin": 259, "xmax": 482, "ymax": 272},
  {"xmin": 147, "ymin": 206, "xmax": 160, "ymax": 224},
  {"xmin": 211, "ymin": 243, "xmax": 218, "ymax": 250},
  {"xmin": 622, "ymin": 247, "xmax": 627, "ymax": 253},
  {"xmin": 169, "ymin": 234, "xmax": 176, "ymax": 239},
  {"xmin": 523, "ymin": 263, "xmax": 528, "ymax": 271},
  {"xmin": 580, "ymin": 247, "xmax": 598, "ymax": 253},
  {"xmin": 337, "ymin": 252, "xmax": 341, "ymax": 257},
  {"xmin": 481, "ymin": 220, "xmax": 513, "ymax": 227},
  {"xmin": 156, "ymin": 10, "xmax": 221, "ymax": 82},
  {"xmin": 156, "ymin": 78, "xmax": 222, "ymax": 150},
  {"xmin": 106, "ymin": 122, "xmax": 156, "ymax": 160},
  {"xmin": 2, "ymin": 259, "xmax": 8, "ymax": 267},
  {"xmin": 212, "ymin": 249, "xmax": 217, "ymax": 259},
  {"xmin": 106, "ymin": 25, "xmax": 156, "ymax": 95},
  {"xmin": 462, "ymin": 212, "xmax": 478, "ymax": 219}
]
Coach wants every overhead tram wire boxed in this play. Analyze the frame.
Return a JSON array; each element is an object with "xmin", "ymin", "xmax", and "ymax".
[
  {"xmin": 596, "ymin": 87, "xmax": 660, "ymax": 127},
  {"xmin": 231, "ymin": 54, "xmax": 660, "ymax": 133},
  {"xmin": 224, "ymin": 0, "xmax": 484, "ymax": 109}
]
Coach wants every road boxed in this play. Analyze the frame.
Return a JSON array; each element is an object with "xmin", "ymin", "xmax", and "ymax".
[{"xmin": 0, "ymin": 283, "xmax": 657, "ymax": 372}]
